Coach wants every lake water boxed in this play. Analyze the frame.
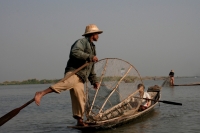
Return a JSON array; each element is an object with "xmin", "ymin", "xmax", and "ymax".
[{"xmin": 0, "ymin": 77, "xmax": 200, "ymax": 133}]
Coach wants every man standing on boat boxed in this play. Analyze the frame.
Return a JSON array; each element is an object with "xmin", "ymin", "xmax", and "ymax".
[
  {"xmin": 34, "ymin": 24, "xmax": 103, "ymax": 126},
  {"xmin": 169, "ymin": 70, "xmax": 175, "ymax": 86}
]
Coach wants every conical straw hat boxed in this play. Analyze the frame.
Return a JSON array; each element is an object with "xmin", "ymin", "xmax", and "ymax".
[{"xmin": 82, "ymin": 24, "xmax": 103, "ymax": 36}]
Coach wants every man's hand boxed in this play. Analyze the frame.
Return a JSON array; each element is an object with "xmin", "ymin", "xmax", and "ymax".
[
  {"xmin": 93, "ymin": 82, "xmax": 100, "ymax": 90},
  {"xmin": 92, "ymin": 56, "xmax": 98, "ymax": 62}
]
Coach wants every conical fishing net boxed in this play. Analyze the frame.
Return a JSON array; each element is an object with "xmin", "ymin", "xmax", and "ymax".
[
  {"xmin": 161, "ymin": 77, "xmax": 170, "ymax": 87},
  {"xmin": 85, "ymin": 58, "xmax": 143, "ymax": 123}
]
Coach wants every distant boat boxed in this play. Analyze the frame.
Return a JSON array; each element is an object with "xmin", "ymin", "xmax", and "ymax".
[{"xmin": 173, "ymin": 83, "xmax": 200, "ymax": 86}]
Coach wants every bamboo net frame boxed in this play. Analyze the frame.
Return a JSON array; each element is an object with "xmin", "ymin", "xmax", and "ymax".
[
  {"xmin": 88, "ymin": 59, "xmax": 108, "ymax": 115},
  {"xmin": 98, "ymin": 65, "xmax": 132, "ymax": 114},
  {"xmin": 85, "ymin": 58, "xmax": 143, "ymax": 122}
]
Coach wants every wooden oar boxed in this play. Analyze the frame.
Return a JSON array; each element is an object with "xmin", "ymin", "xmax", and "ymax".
[
  {"xmin": 134, "ymin": 97, "xmax": 182, "ymax": 106},
  {"xmin": 0, "ymin": 98, "xmax": 34, "ymax": 126},
  {"xmin": 158, "ymin": 100, "xmax": 182, "ymax": 105},
  {"xmin": 0, "ymin": 62, "xmax": 90, "ymax": 126}
]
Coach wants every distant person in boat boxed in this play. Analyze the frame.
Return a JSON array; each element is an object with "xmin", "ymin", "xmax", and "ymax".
[
  {"xmin": 34, "ymin": 24, "xmax": 103, "ymax": 126},
  {"xmin": 137, "ymin": 84, "xmax": 151, "ymax": 111},
  {"xmin": 169, "ymin": 70, "xmax": 175, "ymax": 86}
]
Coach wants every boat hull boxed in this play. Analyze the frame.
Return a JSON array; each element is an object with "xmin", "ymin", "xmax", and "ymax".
[{"xmin": 68, "ymin": 85, "xmax": 161, "ymax": 131}]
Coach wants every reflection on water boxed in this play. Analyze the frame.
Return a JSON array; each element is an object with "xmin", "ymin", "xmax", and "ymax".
[
  {"xmin": 0, "ymin": 78, "xmax": 200, "ymax": 133},
  {"xmin": 169, "ymin": 86, "xmax": 175, "ymax": 96}
]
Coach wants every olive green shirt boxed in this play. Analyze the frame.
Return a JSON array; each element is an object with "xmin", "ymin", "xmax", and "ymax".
[{"xmin": 64, "ymin": 37, "xmax": 98, "ymax": 85}]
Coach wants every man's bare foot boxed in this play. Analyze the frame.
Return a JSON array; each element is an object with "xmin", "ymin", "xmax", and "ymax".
[
  {"xmin": 34, "ymin": 92, "xmax": 43, "ymax": 106},
  {"xmin": 34, "ymin": 88, "xmax": 54, "ymax": 106},
  {"xmin": 76, "ymin": 119, "xmax": 88, "ymax": 126},
  {"xmin": 76, "ymin": 121, "xmax": 88, "ymax": 126}
]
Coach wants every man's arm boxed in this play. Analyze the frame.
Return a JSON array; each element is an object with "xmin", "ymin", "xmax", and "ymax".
[
  {"xmin": 146, "ymin": 93, "xmax": 151, "ymax": 107},
  {"xmin": 88, "ymin": 63, "xmax": 99, "ymax": 89}
]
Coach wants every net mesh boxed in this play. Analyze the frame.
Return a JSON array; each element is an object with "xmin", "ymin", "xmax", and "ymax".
[
  {"xmin": 85, "ymin": 58, "xmax": 143, "ymax": 122},
  {"xmin": 161, "ymin": 77, "xmax": 170, "ymax": 87}
]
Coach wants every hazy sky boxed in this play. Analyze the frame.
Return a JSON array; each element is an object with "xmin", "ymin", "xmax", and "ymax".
[{"xmin": 0, "ymin": 0, "xmax": 200, "ymax": 82}]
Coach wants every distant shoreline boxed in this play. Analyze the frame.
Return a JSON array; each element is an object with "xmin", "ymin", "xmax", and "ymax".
[{"xmin": 0, "ymin": 76, "xmax": 198, "ymax": 86}]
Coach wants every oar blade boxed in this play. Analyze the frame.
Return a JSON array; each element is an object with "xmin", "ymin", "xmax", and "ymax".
[
  {"xmin": 0, "ymin": 108, "xmax": 20, "ymax": 126},
  {"xmin": 161, "ymin": 100, "xmax": 182, "ymax": 106}
]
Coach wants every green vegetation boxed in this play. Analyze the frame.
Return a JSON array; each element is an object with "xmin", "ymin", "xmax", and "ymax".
[
  {"xmin": 100, "ymin": 76, "xmax": 138, "ymax": 83},
  {"xmin": 1, "ymin": 76, "xmax": 194, "ymax": 85},
  {"xmin": 0, "ymin": 78, "xmax": 60, "ymax": 85}
]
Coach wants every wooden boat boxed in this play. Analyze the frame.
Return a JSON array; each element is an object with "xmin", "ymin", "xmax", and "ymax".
[
  {"xmin": 67, "ymin": 59, "xmax": 163, "ymax": 131},
  {"xmin": 173, "ymin": 83, "xmax": 200, "ymax": 86},
  {"xmin": 162, "ymin": 78, "xmax": 200, "ymax": 87},
  {"xmin": 67, "ymin": 58, "xmax": 162, "ymax": 131},
  {"xmin": 68, "ymin": 85, "xmax": 161, "ymax": 131}
]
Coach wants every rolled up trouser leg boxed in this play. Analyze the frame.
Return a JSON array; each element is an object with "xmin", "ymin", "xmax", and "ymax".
[{"xmin": 50, "ymin": 72, "xmax": 85, "ymax": 118}]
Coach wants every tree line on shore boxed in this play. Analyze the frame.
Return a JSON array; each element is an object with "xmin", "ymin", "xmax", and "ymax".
[
  {"xmin": 0, "ymin": 78, "xmax": 60, "ymax": 85},
  {"xmin": 0, "ymin": 76, "xmax": 192, "ymax": 85}
]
